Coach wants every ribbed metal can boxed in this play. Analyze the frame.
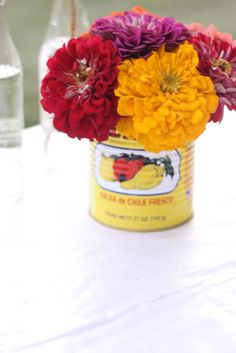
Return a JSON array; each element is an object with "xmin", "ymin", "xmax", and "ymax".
[{"xmin": 90, "ymin": 136, "xmax": 194, "ymax": 231}]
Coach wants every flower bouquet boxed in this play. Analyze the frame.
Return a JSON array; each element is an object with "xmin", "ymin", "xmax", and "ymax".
[{"xmin": 40, "ymin": 7, "xmax": 236, "ymax": 231}]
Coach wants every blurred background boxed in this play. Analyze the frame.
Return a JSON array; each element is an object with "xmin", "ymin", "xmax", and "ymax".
[{"xmin": 6, "ymin": 0, "xmax": 236, "ymax": 128}]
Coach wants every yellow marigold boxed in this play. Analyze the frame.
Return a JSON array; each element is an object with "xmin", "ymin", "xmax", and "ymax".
[{"xmin": 115, "ymin": 42, "xmax": 219, "ymax": 152}]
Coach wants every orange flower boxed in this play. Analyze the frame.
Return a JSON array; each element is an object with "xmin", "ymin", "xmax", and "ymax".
[
  {"xmin": 115, "ymin": 43, "xmax": 219, "ymax": 152},
  {"xmin": 131, "ymin": 6, "xmax": 161, "ymax": 17},
  {"xmin": 111, "ymin": 6, "xmax": 161, "ymax": 18},
  {"xmin": 111, "ymin": 11, "xmax": 124, "ymax": 17}
]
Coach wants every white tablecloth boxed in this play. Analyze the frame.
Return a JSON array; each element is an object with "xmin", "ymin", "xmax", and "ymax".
[{"xmin": 1, "ymin": 111, "xmax": 236, "ymax": 353}]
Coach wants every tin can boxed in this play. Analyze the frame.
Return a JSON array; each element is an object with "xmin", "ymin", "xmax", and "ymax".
[{"xmin": 90, "ymin": 136, "xmax": 194, "ymax": 231}]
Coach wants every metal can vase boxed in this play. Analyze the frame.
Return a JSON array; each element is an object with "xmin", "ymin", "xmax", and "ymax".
[{"xmin": 90, "ymin": 136, "xmax": 194, "ymax": 231}]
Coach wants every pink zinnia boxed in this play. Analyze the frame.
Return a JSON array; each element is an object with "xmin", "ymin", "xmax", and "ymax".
[
  {"xmin": 190, "ymin": 33, "xmax": 236, "ymax": 122},
  {"xmin": 189, "ymin": 23, "xmax": 236, "ymax": 46}
]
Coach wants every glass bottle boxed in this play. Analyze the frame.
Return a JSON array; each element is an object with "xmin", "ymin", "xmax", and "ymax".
[
  {"xmin": 38, "ymin": 0, "xmax": 89, "ymax": 172},
  {"xmin": 0, "ymin": 0, "xmax": 24, "ymax": 207}
]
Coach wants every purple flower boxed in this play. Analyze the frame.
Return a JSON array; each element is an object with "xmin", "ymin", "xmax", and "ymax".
[{"xmin": 91, "ymin": 12, "xmax": 191, "ymax": 58}]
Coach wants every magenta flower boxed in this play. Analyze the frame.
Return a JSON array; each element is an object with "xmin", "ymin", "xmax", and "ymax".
[
  {"xmin": 91, "ymin": 12, "xmax": 191, "ymax": 59},
  {"xmin": 189, "ymin": 23, "xmax": 236, "ymax": 46},
  {"xmin": 190, "ymin": 33, "xmax": 236, "ymax": 122}
]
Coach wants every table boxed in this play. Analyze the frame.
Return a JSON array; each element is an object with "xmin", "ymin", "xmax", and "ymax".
[{"xmin": 1, "ymin": 111, "xmax": 236, "ymax": 353}]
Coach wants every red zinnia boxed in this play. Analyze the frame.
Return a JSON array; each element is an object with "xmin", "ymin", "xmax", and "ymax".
[{"xmin": 41, "ymin": 35, "xmax": 121, "ymax": 141}]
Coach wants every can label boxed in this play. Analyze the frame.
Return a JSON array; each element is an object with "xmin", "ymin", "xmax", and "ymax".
[{"xmin": 90, "ymin": 137, "xmax": 194, "ymax": 231}]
